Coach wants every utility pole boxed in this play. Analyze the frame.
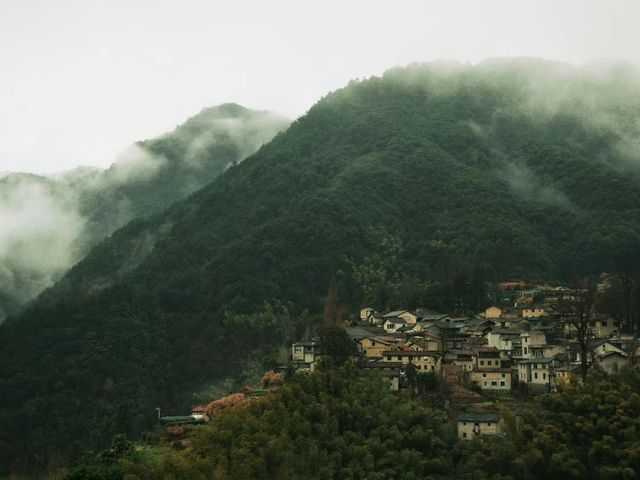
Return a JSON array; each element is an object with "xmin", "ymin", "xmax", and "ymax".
[{"xmin": 156, "ymin": 407, "xmax": 161, "ymax": 423}]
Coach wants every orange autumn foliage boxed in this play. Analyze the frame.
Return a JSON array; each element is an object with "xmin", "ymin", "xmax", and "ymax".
[
  {"xmin": 205, "ymin": 393, "xmax": 247, "ymax": 418},
  {"xmin": 260, "ymin": 371, "xmax": 285, "ymax": 388}
]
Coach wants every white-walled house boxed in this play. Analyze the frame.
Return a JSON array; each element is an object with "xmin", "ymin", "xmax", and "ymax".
[{"xmin": 457, "ymin": 412, "xmax": 504, "ymax": 440}]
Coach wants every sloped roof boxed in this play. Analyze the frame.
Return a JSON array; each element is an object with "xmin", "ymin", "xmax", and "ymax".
[
  {"xmin": 475, "ymin": 347, "xmax": 501, "ymax": 357},
  {"xmin": 517, "ymin": 357, "xmax": 554, "ymax": 364},
  {"xmin": 458, "ymin": 412, "xmax": 502, "ymax": 423},
  {"xmin": 599, "ymin": 350, "xmax": 628, "ymax": 359},
  {"xmin": 384, "ymin": 310, "xmax": 415, "ymax": 317},
  {"xmin": 382, "ymin": 350, "xmax": 437, "ymax": 357},
  {"xmin": 293, "ymin": 341, "xmax": 317, "ymax": 347},
  {"xmin": 346, "ymin": 326, "xmax": 386, "ymax": 338},
  {"xmin": 555, "ymin": 364, "xmax": 582, "ymax": 372},
  {"xmin": 356, "ymin": 335, "xmax": 394, "ymax": 345},
  {"xmin": 384, "ymin": 316, "xmax": 408, "ymax": 324},
  {"xmin": 448, "ymin": 349, "xmax": 476, "ymax": 357},
  {"xmin": 490, "ymin": 328, "xmax": 520, "ymax": 335},
  {"xmin": 588, "ymin": 338, "xmax": 615, "ymax": 350}
]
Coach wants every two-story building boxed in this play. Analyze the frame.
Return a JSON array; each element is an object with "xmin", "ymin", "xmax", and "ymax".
[
  {"xmin": 384, "ymin": 310, "xmax": 419, "ymax": 324},
  {"xmin": 291, "ymin": 340, "xmax": 320, "ymax": 371},
  {"xmin": 516, "ymin": 357, "xmax": 554, "ymax": 391},
  {"xmin": 443, "ymin": 349, "xmax": 477, "ymax": 372},
  {"xmin": 520, "ymin": 332, "xmax": 546, "ymax": 359},
  {"xmin": 522, "ymin": 306, "xmax": 547, "ymax": 318},
  {"xmin": 356, "ymin": 336, "xmax": 394, "ymax": 358},
  {"xmin": 406, "ymin": 333, "xmax": 442, "ymax": 353},
  {"xmin": 555, "ymin": 364, "xmax": 581, "ymax": 385},
  {"xmin": 382, "ymin": 350, "xmax": 440, "ymax": 372},
  {"xmin": 457, "ymin": 412, "xmax": 504, "ymax": 440},
  {"xmin": 469, "ymin": 368, "xmax": 512, "ymax": 391},
  {"xmin": 587, "ymin": 340, "xmax": 629, "ymax": 374},
  {"xmin": 593, "ymin": 316, "xmax": 618, "ymax": 338},
  {"xmin": 486, "ymin": 329, "xmax": 520, "ymax": 353},
  {"xmin": 361, "ymin": 361, "xmax": 402, "ymax": 390},
  {"xmin": 475, "ymin": 347, "xmax": 503, "ymax": 368},
  {"xmin": 382, "ymin": 316, "xmax": 409, "ymax": 332}
]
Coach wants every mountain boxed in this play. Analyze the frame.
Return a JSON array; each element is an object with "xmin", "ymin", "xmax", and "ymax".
[
  {"xmin": 2, "ymin": 59, "xmax": 640, "ymax": 474},
  {"xmin": 0, "ymin": 104, "xmax": 289, "ymax": 321}
]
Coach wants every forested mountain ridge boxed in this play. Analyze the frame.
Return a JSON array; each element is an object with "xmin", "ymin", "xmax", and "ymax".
[
  {"xmin": 2, "ymin": 59, "xmax": 640, "ymax": 475},
  {"xmin": 0, "ymin": 104, "xmax": 289, "ymax": 321}
]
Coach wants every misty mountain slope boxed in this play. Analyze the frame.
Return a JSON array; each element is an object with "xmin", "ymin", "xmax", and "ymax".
[
  {"xmin": 0, "ymin": 172, "xmax": 90, "ymax": 318},
  {"xmin": 2, "ymin": 59, "xmax": 640, "ymax": 474},
  {"xmin": 0, "ymin": 104, "xmax": 289, "ymax": 321},
  {"xmin": 79, "ymin": 103, "xmax": 289, "ymax": 240}
]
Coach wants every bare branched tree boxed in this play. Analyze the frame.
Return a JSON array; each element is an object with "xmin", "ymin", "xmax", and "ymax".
[{"xmin": 560, "ymin": 278, "xmax": 597, "ymax": 383}]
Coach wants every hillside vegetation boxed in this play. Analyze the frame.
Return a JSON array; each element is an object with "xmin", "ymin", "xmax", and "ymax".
[
  {"xmin": 2, "ymin": 59, "xmax": 640, "ymax": 475},
  {"xmin": 68, "ymin": 366, "xmax": 640, "ymax": 480}
]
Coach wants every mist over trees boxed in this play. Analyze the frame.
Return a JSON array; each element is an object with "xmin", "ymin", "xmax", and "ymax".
[{"xmin": 0, "ymin": 104, "xmax": 289, "ymax": 321}]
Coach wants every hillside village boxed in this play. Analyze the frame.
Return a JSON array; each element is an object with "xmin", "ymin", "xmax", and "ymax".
[{"xmin": 291, "ymin": 281, "xmax": 638, "ymax": 440}]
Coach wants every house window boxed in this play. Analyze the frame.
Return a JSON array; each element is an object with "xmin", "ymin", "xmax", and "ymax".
[
  {"xmin": 543, "ymin": 373, "xmax": 546, "ymax": 380},
  {"xmin": 487, "ymin": 422, "xmax": 492, "ymax": 426},
  {"xmin": 463, "ymin": 432, "xmax": 467, "ymax": 438},
  {"xmin": 500, "ymin": 381, "xmax": 505, "ymax": 386},
  {"xmin": 501, "ymin": 374, "xmax": 505, "ymax": 378},
  {"xmin": 480, "ymin": 360, "xmax": 485, "ymax": 366},
  {"xmin": 483, "ymin": 373, "xmax": 487, "ymax": 378},
  {"xmin": 491, "ymin": 381, "xmax": 497, "ymax": 386},
  {"xmin": 534, "ymin": 372, "xmax": 538, "ymax": 379}
]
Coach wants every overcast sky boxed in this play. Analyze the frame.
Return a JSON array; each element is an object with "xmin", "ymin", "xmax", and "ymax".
[{"xmin": 1, "ymin": 0, "xmax": 639, "ymax": 174}]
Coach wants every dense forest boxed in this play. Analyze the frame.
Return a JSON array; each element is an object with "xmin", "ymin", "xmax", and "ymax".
[
  {"xmin": 67, "ymin": 364, "xmax": 640, "ymax": 480},
  {"xmin": 0, "ymin": 104, "xmax": 289, "ymax": 320},
  {"xmin": 2, "ymin": 59, "xmax": 640, "ymax": 475}
]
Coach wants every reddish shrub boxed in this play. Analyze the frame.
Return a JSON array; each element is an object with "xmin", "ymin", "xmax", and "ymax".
[
  {"xmin": 205, "ymin": 393, "xmax": 246, "ymax": 417},
  {"xmin": 260, "ymin": 371, "xmax": 285, "ymax": 388}
]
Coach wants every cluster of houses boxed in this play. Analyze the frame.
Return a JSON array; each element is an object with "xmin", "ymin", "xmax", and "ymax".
[{"xmin": 291, "ymin": 289, "xmax": 637, "ymax": 440}]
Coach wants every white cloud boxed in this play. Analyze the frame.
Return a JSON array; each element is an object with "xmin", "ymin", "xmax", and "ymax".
[
  {"xmin": 0, "ymin": 177, "xmax": 85, "ymax": 309},
  {"xmin": 0, "ymin": 0, "xmax": 639, "ymax": 173}
]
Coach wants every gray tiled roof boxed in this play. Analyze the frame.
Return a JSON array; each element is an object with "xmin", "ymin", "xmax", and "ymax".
[{"xmin": 458, "ymin": 412, "xmax": 502, "ymax": 423}]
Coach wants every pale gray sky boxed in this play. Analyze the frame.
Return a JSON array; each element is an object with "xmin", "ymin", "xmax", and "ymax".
[{"xmin": 1, "ymin": 0, "xmax": 639, "ymax": 173}]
